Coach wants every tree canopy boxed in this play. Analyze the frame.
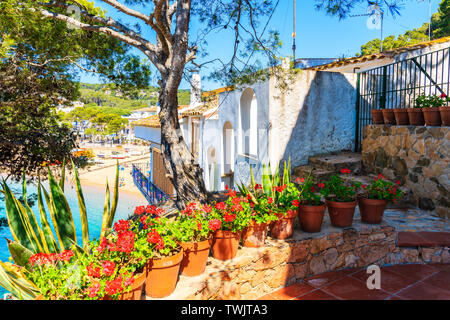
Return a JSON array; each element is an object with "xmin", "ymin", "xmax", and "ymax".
[{"xmin": 358, "ymin": 0, "xmax": 449, "ymax": 56}]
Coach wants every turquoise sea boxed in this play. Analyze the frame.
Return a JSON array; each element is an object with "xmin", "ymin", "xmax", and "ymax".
[{"xmin": 0, "ymin": 181, "xmax": 146, "ymax": 298}]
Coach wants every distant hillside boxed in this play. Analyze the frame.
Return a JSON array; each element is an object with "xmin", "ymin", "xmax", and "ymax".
[{"xmin": 77, "ymin": 83, "xmax": 191, "ymax": 115}]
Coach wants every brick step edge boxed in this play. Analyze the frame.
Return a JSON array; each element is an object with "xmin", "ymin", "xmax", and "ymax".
[{"xmin": 397, "ymin": 231, "xmax": 450, "ymax": 247}]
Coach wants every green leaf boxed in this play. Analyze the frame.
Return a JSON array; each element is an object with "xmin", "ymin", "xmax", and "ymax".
[
  {"xmin": 71, "ymin": 159, "xmax": 89, "ymax": 251},
  {"xmin": 37, "ymin": 180, "xmax": 59, "ymax": 253},
  {"xmin": 100, "ymin": 180, "xmax": 111, "ymax": 239},
  {"xmin": 59, "ymin": 158, "xmax": 66, "ymax": 191},
  {"xmin": 0, "ymin": 261, "xmax": 39, "ymax": 300},
  {"xmin": 1, "ymin": 180, "xmax": 37, "ymax": 253},
  {"xmin": 47, "ymin": 168, "xmax": 77, "ymax": 250},
  {"xmin": 7, "ymin": 239, "xmax": 33, "ymax": 270}
]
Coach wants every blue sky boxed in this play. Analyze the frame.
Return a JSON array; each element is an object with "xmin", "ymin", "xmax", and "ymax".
[{"xmin": 79, "ymin": 0, "xmax": 440, "ymax": 90}]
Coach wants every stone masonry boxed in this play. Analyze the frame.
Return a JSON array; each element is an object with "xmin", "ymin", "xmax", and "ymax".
[
  {"xmin": 361, "ymin": 125, "xmax": 449, "ymax": 219},
  {"xmin": 146, "ymin": 221, "xmax": 449, "ymax": 300}
]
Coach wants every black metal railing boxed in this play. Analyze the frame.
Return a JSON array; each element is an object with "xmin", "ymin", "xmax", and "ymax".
[
  {"xmin": 355, "ymin": 46, "xmax": 449, "ymax": 151},
  {"xmin": 132, "ymin": 164, "xmax": 172, "ymax": 205}
]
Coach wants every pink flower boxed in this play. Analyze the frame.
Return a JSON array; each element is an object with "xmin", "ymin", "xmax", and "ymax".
[{"xmin": 101, "ymin": 260, "xmax": 116, "ymax": 277}]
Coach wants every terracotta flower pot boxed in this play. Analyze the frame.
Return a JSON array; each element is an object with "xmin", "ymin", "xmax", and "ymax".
[
  {"xmin": 145, "ymin": 249, "xmax": 183, "ymax": 298},
  {"xmin": 211, "ymin": 230, "xmax": 241, "ymax": 261},
  {"xmin": 422, "ymin": 107, "xmax": 442, "ymax": 126},
  {"xmin": 393, "ymin": 108, "xmax": 409, "ymax": 125},
  {"xmin": 298, "ymin": 203, "xmax": 326, "ymax": 233},
  {"xmin": 242, "ymin": 221, "xmax": 268, "ymax": 248},
  {"xmin": 382, "ymin": 109, "xmax": 396, "ymax": 125},
  {"xmin": 325, "ymin": 199, "xmax": 357, "ymax": 228},
  {"xmin": 269, "ymin": 210, "xmax": 298, "ymax": 240},
  {"xmin": 439, "ymin": 106, "xmax": 450, "ymax": 126},
  {"xmin": 179, "ymin": 239, "xmax": 212, "ymax": 277},
  {"xmin": 371, "ymin": 109, "xmax": 384, "ymax": 124},
  {"xmin": 407, "ymin": 108, "xmax": 425, "ymax": 126},
  {"xmin": 357, "ymin": 197, "xmax": 388, "ymax": 224},
  {"xmin": 119, "ymin": 269, "xmax": 146, "ymax": 300}
]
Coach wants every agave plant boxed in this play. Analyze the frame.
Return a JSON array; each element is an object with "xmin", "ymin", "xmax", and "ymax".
[{"xmin": 0, "ymin": 159, "xmax": 120, "ymax": 299}]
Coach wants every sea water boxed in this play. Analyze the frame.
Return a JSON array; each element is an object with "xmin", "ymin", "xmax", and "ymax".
[{"xmin": 0, "ymin": 181, "xmax": 147, "ymax": 298}]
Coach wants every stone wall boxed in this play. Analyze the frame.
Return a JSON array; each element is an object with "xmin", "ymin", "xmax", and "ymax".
[
  {"xmin": 361, "ymin": 125, "xmax": 449, "ymax": 219},
  {"xmin": 155, "ymin": 224, "xmax": 449, "ymax": 300}
]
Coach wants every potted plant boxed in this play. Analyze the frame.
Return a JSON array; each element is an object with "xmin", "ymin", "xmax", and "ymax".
[
  {"xmin": 407, "ymin": 103, "xmax": 425, "ymax": 126},
  {"xmin": 320, "ymin": 168, "xmax": 362, "ymax": 228},
  {"xmin": 358, "ymin": 174, "xmax": 404, "ymax": 224},
  {"xmin": 208, "ymin": 186, "xmax": 251, "ymax": 260},
  {"xmin": 438, "ymin": 93, "xmax": 450, "ymax": 126},
  {"xmin": 89, "ymin": 218, "xmax": 148, "ymax": 300},
  {"xmin": 415, "ymin": 93, "xmax": 442, "ymax": 126},
  {"xmin": 131, "ymin": 207, "xmax": 183, "ymax": 298},
  {"xmin": 393, "ymin": 107, "xmax": 409, "ymax": 125},
  {"xmin": 240, "ymin": 183, "xmax": 279, "ymax": 247},
  {"xmin": 171, "ymin": 202, "xmax": 213, "ymax": 277},
  {"xmin": 269, "ymin": 181, "xmax": 301, "ymax": 239},
  {"xmin": 371, "ymin": 109, "xmax": 384, "ymax": 124},
  {"xmin": 381, "ymin": 108, "xmax": 396, "ymax": 125},
  {"xmin": 296, "ymin": 175, "xmax": 326, "ymax": 233}
]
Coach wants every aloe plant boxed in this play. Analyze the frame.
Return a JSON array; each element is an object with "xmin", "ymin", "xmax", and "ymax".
[{"xmin": 0, "ymin": 160, "xmax": 120, "ymax": 299}]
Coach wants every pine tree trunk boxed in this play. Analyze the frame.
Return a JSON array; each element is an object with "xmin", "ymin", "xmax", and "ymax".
[{"xmin": 158, "ymin": 83, "xmax": 209, "ymax": 210}]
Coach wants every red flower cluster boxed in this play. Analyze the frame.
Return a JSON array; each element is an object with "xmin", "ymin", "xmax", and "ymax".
[
  {"xmin": 215, "ymin": 202, "xmax": 227, "ymax": 211},
  {"xmin": 105, "ymin": 277, "xmax": 123, "ymax": 296},
  {"xmin": 274, "ymin": 184, "xmax": 287, "ymax": 193},
  {"xmin": 147, "ymin": 229, "xmax": 165, "ymax": 250},
  {"xmin": 292, "ymin": 199, "xmax": 300, "ymax": 207},
  {"xmin": 113, "ymin": 219, "xmax": 130, "ymax": 233},
  {"xmin": 224, "ymin": 213, "xmax": 236, "ymax": 223},
  {"xmin": 87, "ymin": 263, "xmax": 102, "ymax": 278},
  {"xmin": 267, "ymin": 197, "xmax": 273, "ymax": 204},
  {"xmin": 86, "ymin": 282, "xmax": 101, "ymax": 298},
  {"xmin": 115, "ymin": 231, "xmax": 135, "ymax": 253},
  {"xmin": 318, "ymin": 183, "xmax": 325, "ymax": 189},
  {"xmin": 295, "ymin": 177, "xmax": 305, "ymax": 183},
  {"xmin": 101, "ymin": 260, "xmax": 116, "ymax": 276},
  {"xmin": 29, "ymin": 250, "xmax": 74, "ymax": 266},
  {"xmin": 340, "ymin": 168, "xmax": 351, "ymax": 174},
  {"xmin": 134, "ymin": 205, "xmax": 165, "ymax": 216},
  {"xmin": 208, "ymin": 219, "xmax": 222, "ymax": 232}
]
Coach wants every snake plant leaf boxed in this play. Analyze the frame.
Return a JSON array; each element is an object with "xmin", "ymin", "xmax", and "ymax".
[
  {"xmin": 100, "ymin": 180, "xmax": 111, "ymax": 239},
  {"xmin": 0, "ymin": 261, "xmax": 39, "ymax": 300},
  {"xmin": 7, "ymin": 239, "xmax": 33, "ymax": 271},
  {"xmin": 250, "ymin": 165, "xmax": 256, "ymax": 189},
  {"xmin": 262, "ymin": 164, "xmax": 272, "ymax": 196},
  {"xmin": 37, "ymin": 180, "xmax": 59, "ymax": 254},
  {"xmin": 1, "ymin": 181, "xmax": 37, "ymax": 253},
  {"xmin": 41, "ymin": 185, "xmax": 62, "ymax": 253},
  {"xmin": 47, "ymin": 168, "xmax": 77, "ymax": 251},
  {"xmin": 106, "ymin": 161, "xmax": 119, "ymax": 230},
  {"xmin": 21, "ymin": 174, "xmax": 47, "ymax": 253},
  {"xmin": 59, "ymin": 158, "xmax": 66, "ymax": 192},
  {"xmin": 71, "ymin": 159, "xmax": 89, "ymax": 251}
]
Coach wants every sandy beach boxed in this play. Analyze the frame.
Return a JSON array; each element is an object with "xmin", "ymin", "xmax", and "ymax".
[{"xmin": 67, "ymin": 144, "xmax": 151, "ymax": 203}]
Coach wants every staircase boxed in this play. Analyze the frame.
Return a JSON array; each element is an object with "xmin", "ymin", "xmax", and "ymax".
[
  {"xmin": 291, "ymin": 151, "xmax": 412, "ymax": 206},
  {"xmin": 292, "ymin": 152, "xmax": 363, "ymax": 183}
]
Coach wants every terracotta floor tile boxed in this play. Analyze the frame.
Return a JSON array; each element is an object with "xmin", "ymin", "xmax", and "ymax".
[
  {"xmin": 384, "ymin": 264, "xmax": 438, "ymax": 282},
  {"xmin": 386, "ymin": 295, "xmax": 406, "ymax": 300},
  {"xmin": 257, "ymin": 294, "xmax": 277, "ymax": 300},
  {"xmin": 304, "ymin": 271, "xmax": 347, "ymax": 288},
  {"xmin": 349, "ymin": 268, "xmax": 417, "ymax": 295},
  {"xmin": 416, "ymin": 232, "xmax": 450, "ymax": 247},
  {"xmin": 397, "ymin": 281, "xmax": 450, "ymax": 300},
  {"xmin": 320, "ymin": 276, "xmax": 391, "ymax": 300},
  {"xmin": 423, "ymin": 271, "xmax": 450, "ymax": 292},
  {"xmin": 293, "ymin": 289, "xmax": 339, "ymax": 300},
  {"xmin": 397, "ymin": 232, "xmax": 436, "ymax": 247},
  {"xmin": 269, "ymin": 283, "xmax": 316, "ymax": 300},
  {"xmin": 339, "ymin": 267, "xmax": 362, "ymax": 275},
  {"xmin": 429, "ymin": 263, "xmax": 450, "ymax": 271}
]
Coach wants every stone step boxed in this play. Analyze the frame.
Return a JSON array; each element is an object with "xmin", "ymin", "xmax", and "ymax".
[
  {"xmin": 308, "ymin": 152, "xmax": 362, "ymax": 175},
  {"xmin": 292, "ymin": 165, "xmax": 336, "ymax": 184}
]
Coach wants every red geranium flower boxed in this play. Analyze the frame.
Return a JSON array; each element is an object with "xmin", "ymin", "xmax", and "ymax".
[
  {"xmin": 318, "ymin": 183, "xmax": 325, "ymax": 188},
  {"xmin": 340, "ymin": 168, "xmax": 351, "ymax": 174},
  {"xmin": 292, "ymin": 199, "xmax": 300, "ymax": 207},
  {"xmin": 208, "ymin": 219, "xmax": 222, "ymax": 232},
  {"xmin": 101, "ymin": 260, "xmax": 116, "ymax": 277},
  {"xmin": 86, "ymin": 282, "xmax": 101, "ymax": 298},
  {"xmin": 267, "ymin": 197, "xmax": 273, "ymax": 204}
]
